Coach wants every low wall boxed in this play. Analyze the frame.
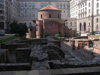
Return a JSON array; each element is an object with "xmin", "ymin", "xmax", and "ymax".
[
  {"xmin": 93, "ymin": 47, "xmax": 100, "ymax": 55},
  {"xmin": 0, "ymin": 63, "xmax": 31, "ymax": 71}
]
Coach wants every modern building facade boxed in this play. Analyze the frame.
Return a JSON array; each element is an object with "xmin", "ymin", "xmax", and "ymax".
[
  {"xmin": 0, "ymin": 0, "xmax": 18, "ymax": 30},
  {"xmin": 17, "ymin": 0, "xmax": 71, "ymax": 27},
  {"xmin": 70, "ymin": 0, "xmax": 100, "ymax": 33},
  {"xmin": 65, "ymin": 18, "xmax": 77, "ymax": 31}
]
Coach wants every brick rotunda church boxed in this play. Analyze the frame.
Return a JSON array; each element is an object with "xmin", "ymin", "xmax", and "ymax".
[{"xmin": 26, "ymin": 5, "xmax": 75, "ymax": 38}]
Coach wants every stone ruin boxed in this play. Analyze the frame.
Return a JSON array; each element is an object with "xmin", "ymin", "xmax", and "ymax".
[
  {"xmin": 0, "ymin": 37, "xmax": 64, "ymax": 71},
  {"xmin": 71, "ymin": 39, "xmax": 93, "ymax": 50},
  {"xmin": 0, "ymin": 36, "xmax": 100, "ymax": 71}
]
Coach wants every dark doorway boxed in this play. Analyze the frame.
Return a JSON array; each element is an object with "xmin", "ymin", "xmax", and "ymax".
[
  {"xmin": 80, "ymin": 23, "xmax": 82, "ymax": 31},
  {"xmin": 84, "ymin": 22, "xmax": 86, "ymax": 31},
  {"xmin": 49, "ymin": 14, "xmax": 51, "ymax": 18}
]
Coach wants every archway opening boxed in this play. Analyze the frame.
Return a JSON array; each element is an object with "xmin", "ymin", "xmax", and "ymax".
[
  {"xmin": 84, "ymin": 22, "xmax": 86, "ymax": 31},
  {"xmin": 80, "ymin": 23, "xmax": 82, "ymax": 31}
]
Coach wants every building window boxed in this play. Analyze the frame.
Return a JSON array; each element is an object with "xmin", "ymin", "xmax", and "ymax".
[
  {"xmin": 32, "ymin": 3, "xmax": 35, "ymax": 9},
  {"xmin": 64, "ymin": 4, "xmax": 65, "ymax": 9},
  {"xmin": 89, "ymin": 9, "xmax": 90, "ymax": 13},
  {"xmin": 58, "ymin": 15, "xmax": 59, "ymax": 18},
  {"xmin": 88, "ymin": 3, "xmax": 90, "ymax": 7},
  {"xmin": 49, "ymin": 14, "xmax": 51, "ymax": 18},
  {"xmin": 96, "ymin": 18, "xmax": 98, "ymax": 23},
  {"xmin": 29, "ymin": 3, "xmax": 31, "ymax": 7},
  {"xmin": 45, "ymin": 4, "xmax": 47, "ymax": 6},
  {"xmin": 57, "ymin": 4, "xmax": 59, "ymax": 8},
  {"xmin": 97, "ymin": 3, "xmax": 99, "ymax": 7},
  {"xmin": 41, "ymin": 14, "xmax": 42, "ymax": 18},
  {"xmin": 74, "ymin": 22, "xmax": 76, "ymax": 26},
  {"xmin": 88, "ymin": 23, "xmax": 90, "ymax": 26},
  {"xmin": 41, "ymin": 4, "xmax": 44, "ymax": 8},
  {"xmin": 70, "ymin": 22, "xmax": 72, "ymax": 26},
  {"xmin": 97, "ymin": 9, "xmax": 99, "ymax": 14},
  {"xmin": 25, "ymin": 3, "xmax": 27, "ymax": 7},
  {"xmin": 60, "ymin": 4, "xmax": 62, "ymax": 9},
  {"xmin": 21, "ymin": 3, "xmax": 24, "ymax": 7}
]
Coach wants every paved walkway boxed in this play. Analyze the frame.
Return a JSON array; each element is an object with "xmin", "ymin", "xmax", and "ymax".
[
  {"xmin": 61, "ymin": 41, "xmax": 93, "ymax": 62},
  {"xmin": 61, "ymin": 42, "xmax": 82, "ymax": 62}
]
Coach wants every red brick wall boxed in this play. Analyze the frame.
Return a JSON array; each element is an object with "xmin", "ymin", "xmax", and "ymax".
[
  {"xmin": 65, "ymin": 27, "xmax": 76, "ymax": 37},
  {"xmin": 43, "ymin": 20, "xmax": 59, "ymax": 36},
  {"xmin": 38, "ymin": 10, "xmax": 61, "ymax": 20},
  {"xmin": 36, "ymin": 21, "xmax": 43, "ymax": 38}
]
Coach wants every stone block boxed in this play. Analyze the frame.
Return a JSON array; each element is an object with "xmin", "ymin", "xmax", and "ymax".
[
  {"xmin": 16, "ymin": 48, "xmax": 31, "ymax": 63},
  {"xmin": 0, "ymin": 49, "xmax": 9, "ymax": 63}
]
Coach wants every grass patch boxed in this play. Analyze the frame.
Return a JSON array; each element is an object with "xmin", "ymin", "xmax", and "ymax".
[
  {"xmin": 27, "ymin": 38, "xmax": 38, "ymax": 39},
  {"xmin": 0, "ymin": 36, "xmax": 18, "ymax": 43},
  {"xmin": 91, "ymin": 35, "xmax": 100, "ymax": 37}
]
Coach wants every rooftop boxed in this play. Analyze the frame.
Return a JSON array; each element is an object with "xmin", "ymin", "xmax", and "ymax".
[{"xmin": 40, "ymin": 5, "xmax": 61, "ymax": 11}]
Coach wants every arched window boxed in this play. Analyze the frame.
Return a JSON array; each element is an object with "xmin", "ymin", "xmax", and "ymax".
[
  {"xmin": 41, "ymin": 14, "xmax": 42, "ymax": 18},
  {"xmin": 96, "ymin": 18, "xmax": 98, "ymax": 23},
  {"xmin": 58, "ymin": 15, "xmax": 59, "ymax": 18},
  {"xmin": 49, "ymin": 14, "xmax": 51, "ymax": 18}
]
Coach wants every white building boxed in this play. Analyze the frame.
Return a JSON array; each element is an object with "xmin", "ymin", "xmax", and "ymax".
[
  {"xmin": 0, "ymin": 0, "xmax": 18, "ymax": 30},
  {"xmin": 70, "ymin": 0, "xmax": 100, "ymax": 33}
]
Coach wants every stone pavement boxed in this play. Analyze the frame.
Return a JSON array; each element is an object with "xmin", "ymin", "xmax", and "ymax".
[
  {"xmin": 61, "ymin": 42, "xmax": 82, "ymax": 62},
  {"xmin": 0, "ymin": 66, "xmax": 100, "ymax": 75}
]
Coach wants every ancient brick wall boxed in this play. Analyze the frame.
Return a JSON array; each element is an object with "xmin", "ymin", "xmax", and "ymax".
[
  {"xmin": 0, "ymin": 49, "xmax": 9, "ymax": 63},
  {"xmin": 38, "ymin": 10, "xmax": 61, "ymax": 20},
  {"xmin": 16, "ymin": 48, "xmax": 31, "ymax": 63}
]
